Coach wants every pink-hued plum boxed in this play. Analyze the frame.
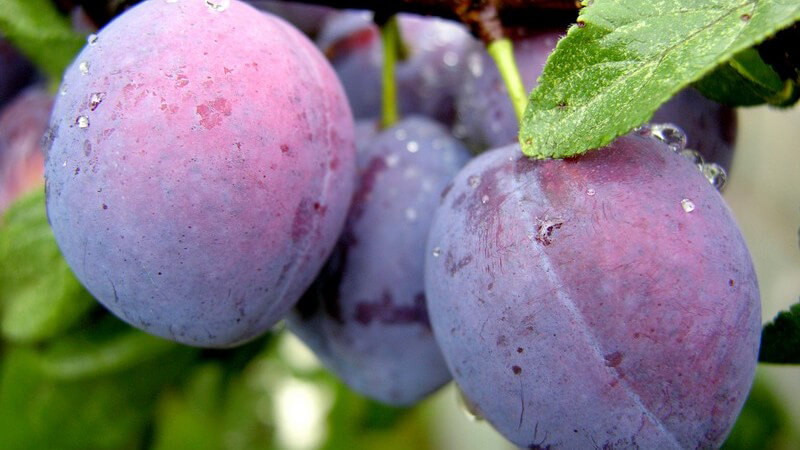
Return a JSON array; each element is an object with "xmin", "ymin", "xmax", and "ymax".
[
  {"xmin": 425, "ymin": 134, "xmax": 760, "ymax": 448},
  {"xmin": 317, "ymin": 11, "xmax": 475, "ymax": 124},
  {"xmin": 289, "ymin": 116, "xmax": 470, "ymax": 405},
  {"xmin": 0, "ymin": 87, "xmax": 53, "ymax": 211},
  {"xmin": 44, "ymin": 0, "xmax": 356, "ymax": 347}
]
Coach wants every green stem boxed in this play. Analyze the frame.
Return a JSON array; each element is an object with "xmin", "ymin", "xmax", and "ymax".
[
  {"xmin": 380, "ymin": 16, "xmax": 401, "ymax": 128},
  {"xmin": 487, "ymin": 38, "xmax": 528, "ymax": 123}
]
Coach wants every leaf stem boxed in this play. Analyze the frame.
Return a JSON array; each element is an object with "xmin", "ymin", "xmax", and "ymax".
[
  {"xmin": 488, "ymin": 38, "xmax": 528, "ymax": 123},
  {"xmin": 380, "ymin": 15, "xmax": 401, "ymax": 129}
]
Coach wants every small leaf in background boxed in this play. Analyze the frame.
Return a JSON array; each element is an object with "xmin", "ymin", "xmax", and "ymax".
[
  {"xmin": 0, "ymin": 189, "xmax": 95, "ymax": 343},
  {"xmin": 33, "ymin": 315, "xmax": 179, "ymax": 380},
  {"xmin": 723, "ymin": 373, "xmax": 795, "ymax": 449},
  {"xmin": 694, "ymin": 48, "xmax": 799, "ymax": 107},
  {"xmin": 519, "ymin": 0, "xmax": 800, "ymax": 159},
  {"xmin": 759, "ymin": 301, "xmax": 800, "ymax": 364},
  {"xmin": 0, "ymin": 0, "xmax": 85, "ymax": 85}
]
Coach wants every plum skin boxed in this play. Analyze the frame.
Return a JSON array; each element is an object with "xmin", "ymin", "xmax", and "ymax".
[
  {"xmin": 44, "ymin": 0, "xmax": 355, "ymax": 347},
  {"xmin": 424, "ymin": 134, "xmax": 760, "ymax": 448},
  {"xmin": 0, "ymin": 87, "xmax": 53, "ymax": 211},
  {"xmin": 288, "ymin": 116, "xmax": 470, "ymax": 406}
]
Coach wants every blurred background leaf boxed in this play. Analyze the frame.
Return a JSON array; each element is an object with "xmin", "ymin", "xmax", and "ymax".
[
  {"xmin": 0, "ymin": 0, "xmax": 85, "ymax": 87},
  {"xmin": 0, "ymin": 189, "xmax": 95, "ymax": 343}
]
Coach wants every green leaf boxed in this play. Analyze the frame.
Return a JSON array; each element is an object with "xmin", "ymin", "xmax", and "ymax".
[
  {"xmin": 695, "ymin": 48, "xmax": 799, "ymax": 106},
  {"xmin": 722, "ymin": 373, "xmax": 794, "ymax": 449},
  {"xmin": 0, "ymin": 190, "xmax": 95, "ymax": 343},
  {"xmin": 520, "ymin": 0, "xmax": 800, "ymax": 159},
  {"xmin": 33, "ymin": 315, "xmax": 180, "ymax": 380},
  {"xmin": 0, "ymin": 0, "xmax": 85, "ymax": 85},
  {"xmin": 0, "ymin": 346, "xmax": 196, "ymax": 450},
  {"xmin": 759, "ymin": 301, "xmax": 800, "ymax": 364}
]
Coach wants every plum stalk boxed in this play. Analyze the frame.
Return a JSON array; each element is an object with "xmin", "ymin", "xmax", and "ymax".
[
  {"xmin": 487, "ymin": 39, "xmax": 528, "ymax": 122},
  {"xmin": 379, "ymin": 15, "xmax": 401, "ymax": 129}
]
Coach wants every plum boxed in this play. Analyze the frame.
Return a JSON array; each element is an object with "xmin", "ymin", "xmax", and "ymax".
[
  {"xmin": 425, "ymin": 133, "xmax": 760, "ymax": 448},
  {"xmin": 247, "ymin": 0, "xmax": 333, "ymax": 37},
  {"xmin": 0, "ymin": 39, "xmax": 36, "ymax": 108},
  {"xmin": 317, "ymin": 11, "xmax": 475, "ymax": 124},
  {"xmin": 651, "ymin": 88, "xmax": 737, "ymax": 171},
  {"xmin": 288, "ymin": 116, "xmax": 470, "ymax": 405},
  {"xmin": 0, "ymin": 87, "xmax": 53, "ymax": 211},
  {"xmin": 44, "ymin": 0, "xmax": 356, "ymax": 347},
  {"xmin": 455, "ymin": 29, "xmax": 562, "ymax": 151}
]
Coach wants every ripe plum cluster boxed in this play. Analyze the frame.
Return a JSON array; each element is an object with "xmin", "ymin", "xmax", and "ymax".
[{"xmin": 13, "ymin": 0, "xmax": 761, "ymax": 447}]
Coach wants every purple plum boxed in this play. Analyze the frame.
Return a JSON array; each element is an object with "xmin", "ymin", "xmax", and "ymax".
[
  {"xmin": 289, "ymin": 116, "xmax": 470, "ymax": 405},
  {"xmin": 44, "ymin": 0, "xmax": 356, "ymax": 347},
  {"xmin": 425, "ymin": 133, "xmax": 760, "ymax": 448}
]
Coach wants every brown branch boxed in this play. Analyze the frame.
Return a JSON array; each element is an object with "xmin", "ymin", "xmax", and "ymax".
[{"xmin": 72, "ymin": 0, "xmax": 580, "ymax": 30}]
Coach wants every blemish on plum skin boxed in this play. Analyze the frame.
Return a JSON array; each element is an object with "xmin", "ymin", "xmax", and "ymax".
[
  {"xmin": 291, "ymin": 199, "xmax": 314, "ymax": 243},
  {"xmin": 196, "ymin": 97, "xmax": 232, "ymax": 130},
  {"xmin": 102, "ymin": 204, "xmax": 108, "ymax": 210},
  {"xmin": 604, "ymin": 351, "xmax": 624, "ymax": 368},
  {"xmin": 728, "ymin": 279, "xmax": 735, "ymax": 287},
  {"xmin": 280, "ymin": 144, "xmax": 291, "ymax": 155},
  {"xmin": 445, "ymin": 250, "xmax": 473, "ymax": 277},
  {"xmin": 350, "ymin": 157, "xmax": 387, "ymax": 220},
  {"xmin": 353, "ymin": 290, "xmax": 431, "ymax": 328},
  {"xmin": 517, "ymin": 347, "xmax": 524, "ymax": 353},
  {"xmin": 440, "ymin": 182, "xmax": 453, "ymax": 202},
  {"xmin": 512, "ymin": 365, "xmax": 522, "ymax": 375}
]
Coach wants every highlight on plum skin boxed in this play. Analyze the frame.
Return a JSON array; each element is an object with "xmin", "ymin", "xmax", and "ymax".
[
  {"xmin": 43, "ymin": 0, "xmax": 356, "ymax": 348},
  {"xmin": 288, "ymin": 116, "xmax": 471, "ymax": 406},
  {"xmin": 424, "ymin": 134, "xmax": 761, "ymax": 448},
  {"xmin": 0, "ymin": 87, "xmax": 53, "ymax": 212}
]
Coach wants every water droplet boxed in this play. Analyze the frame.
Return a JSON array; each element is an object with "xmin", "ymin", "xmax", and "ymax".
[
  {"xmin": 681, "ymin": 198, "xmax": 695, "ymax": 213},
  {"xmin": 468, "ymin": 175, "xmax": 481, "ymax": 188},
  {"xmin": 79, "ymin": 61, "xmax": 89, "ymax": 75},
  {"xmin": 406, "ymin": 141, "xmax": 419, "ymax": 153},
  {"xmin": 394, "ymin": 129, "xmax": 407, "ymax": 141},
  {"xmin": 701, "ymin": 163, "xmax": 727, "ymax": 191},
  {"xmin": 679, "ymin": 148, "xmax": 705, "ymax": 167},
  {"xmin": 385, "ymin": 154, "xmax": 400, "ymax": 167},
  {"xmin": 467, "ymin": 52, "xmax": 483, "ymax": 77},
  {"xmin": 405, "ymin": 208, "xmax": 418, "ymax": 222},
  {"xmin": 205, "ymin": 0, "xmax": 229, "ymax": 11},
  {"xmin": 87, "ymin": 34, "xmax": 98, "ymax": 45},
  {"xmin": 89, "ymin": 92, "xmax": 106, "ymax": 111},
  {"xmin": 586, "ymin": 188, "xmax": 596, "ymax": 196},
  {"xmin": 76, "ymin": 115, "xmax": 89, "ymax": 128},
  {"xmin": 432, "ymin": 247, "xmax": 441, "ymax": 257},
  {"xmin": 60, "ymin": 86, "xmax": 68, "ymax": 96},
  {"xmin": 650, "ymin": 123, "xmax": 687, "ymax": 151},
  {"xmin": 443, "ymin": 50, "xmax": 459, "ymax": 67},
  {"xmin": 481, "ymin": 195, "xmax": 489, "ymax": 204}
]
